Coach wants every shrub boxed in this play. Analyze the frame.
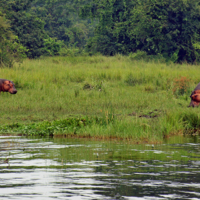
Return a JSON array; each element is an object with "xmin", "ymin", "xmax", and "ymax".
[{"xmin": 129, "ymin": 51, "xmax": 148, "ymax": 61}]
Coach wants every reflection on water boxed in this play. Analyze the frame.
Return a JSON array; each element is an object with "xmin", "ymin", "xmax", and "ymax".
[{"xmin": 0, "ymin": 135, "xmax": 200, "ymax": 199}]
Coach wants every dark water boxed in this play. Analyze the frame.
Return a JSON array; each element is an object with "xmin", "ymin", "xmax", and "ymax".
[{"xmin": 1, "ymin": 135, "xmax": 200, "ymax": 200}]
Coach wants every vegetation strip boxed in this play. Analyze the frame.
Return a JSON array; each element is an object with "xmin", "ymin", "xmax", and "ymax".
[
  {"xmin": 1, "ymin": 0, "xmax": 200, "ymax": 67},
  {"xmin": 0, "ymin": 56, "xmax": 200, "ymax": 143},
  {"xmin": 1, "ymin": 110, "xmax": 200, "ymax": 144}
]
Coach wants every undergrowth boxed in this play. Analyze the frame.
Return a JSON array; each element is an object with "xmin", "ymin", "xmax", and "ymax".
[{"xmin": 0, "ymin": 114, "xmax": 116, "ymax": 137}]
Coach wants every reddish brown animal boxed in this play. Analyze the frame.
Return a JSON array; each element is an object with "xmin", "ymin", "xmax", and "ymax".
[
  {"xmin": 189, "ymin": 83, "xmax": 200, "ymax": 107},
  {"xmin": 0, "ymin": 79, "xmax": 17, "ymax": 94}
]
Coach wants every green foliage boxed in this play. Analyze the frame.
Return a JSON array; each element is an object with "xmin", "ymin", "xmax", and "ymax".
[
  {"xmin": 0, "ymin": 13, "xmax": 14, "ymax": 67},
  {"xmin": 59, "ymin": 47, "xmax": 87, "ymax": 57},
  {"xmin": 1, "ymin": 0, "xmax": 200, "ymax": 62},
  {"xmin": 41, "ymin": 37, "xmax": 62, "ymax": 56},
  {"xmin": 81, "ymin": 0, "xmax": 200, "ymax": 63},
  {"xmin": 81, "ymin": 0, "xmax": 136, "ymax": 55},
  {"xmin": 0, "ymin": 12, "xmax": 27, "ymax": 67},
  {"xmin": 31, "ymin": 0, "xmax": 95, "ymax": 48},
  {"xmin": 129, "ymin": 0, "xmax": 200, "ymax": 63},
  {"xmin": 0, "ymin": 115, "xmax": 115, "ymax": 136},
  {"xmin": 181, "ymin": 112, "xmax": 200, "ymax": 130},
  {"xmin": 0, "ymin": 0, "xmax": 48, "ymax": 58},
  {"xmin": 129, "ymin": 51, "xmax": 148, "ymax": 61},
  {"xmin": 0, "ymin": 0, "xmax": 92, "ymax": 58}
]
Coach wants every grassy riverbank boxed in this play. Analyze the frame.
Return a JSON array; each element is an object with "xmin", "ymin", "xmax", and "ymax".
[{"xmin": 0, "ymin": 55, "xmax": 200, "ymax": 143}]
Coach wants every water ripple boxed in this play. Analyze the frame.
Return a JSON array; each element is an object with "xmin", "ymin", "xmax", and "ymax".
[{"xmin": 0, "ymin": 135, "xmax": 200, "ymax": 199}]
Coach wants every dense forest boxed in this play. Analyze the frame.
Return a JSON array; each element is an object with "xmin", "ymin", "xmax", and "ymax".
[{"xmin": 1, "ymin": 0, "xmax": 200, "ymax": 66}]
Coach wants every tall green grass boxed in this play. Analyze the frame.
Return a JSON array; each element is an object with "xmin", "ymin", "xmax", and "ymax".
[{"xmin": 0, "ymin": 55, "xmax": 200, "ymax": 143}]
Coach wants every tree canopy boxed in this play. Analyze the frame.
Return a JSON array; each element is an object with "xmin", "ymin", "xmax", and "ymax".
[
  {"xmin": 80, "ymin": 0, "xmax": 136, "ymax": 55},
  {"xmin": 81, "ymin": 0, "xmax": 200, "ymax": 63},
  {"xmin": 0, "ymin": 11, "xmax": 27, "ymax": 67},
  {"xmin": 129, "ymin": 0, "xmax": 200, "ymax": 63},
  {"xmin": 0, "ymin": 0, "xmax": 95, "ymax": 59},
  {"xmin": 1, "ymin": 0, "xmax": 200, "ymax": 64}
]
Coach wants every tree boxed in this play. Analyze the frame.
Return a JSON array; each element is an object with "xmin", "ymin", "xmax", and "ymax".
[
  {"xmin": 31, "ymin": 0, "xmax": 95, "ymax": 48},
  {"xmin": 0, "ymin": 0, "xmax": 96, "ymax": 57},
  {"xmin": 0, "ymin": 11, "xmax": 27, "ymax": 67},
  {"xmin": 80, "ymin": 0, "xmax": 136, "ymax": 55},
  {"xmin": 128, "ymin": 0, "xmax": 200, "ymax": 62},
  {"xmin": 0, "ymin": 0, "xmax": 49, "ymax": 58},
  {"xmin": 81, "ymin": 0, "xmax": 200, "ymax": 63}
]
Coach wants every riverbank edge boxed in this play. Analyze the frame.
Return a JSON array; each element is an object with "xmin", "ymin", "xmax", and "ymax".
[{"xmin": 0, "ymin": 113, "xmax": 198, "ymax": 144}]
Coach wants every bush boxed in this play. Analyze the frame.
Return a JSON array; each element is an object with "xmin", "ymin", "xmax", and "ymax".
[
  {"xmin": 59, "ymin": 47, "xmax": 87, "ymax": 57},
  {"xmin": 129, "ymin": 51, "xmax": 148, "ymax": 61},
  {"xmin": 41, "ymin": 37, "xmax": 62, "ymax": 56}
]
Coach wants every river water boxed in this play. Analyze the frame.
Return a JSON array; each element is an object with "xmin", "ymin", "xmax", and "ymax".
[{"xmin": 0, "ymin": 135, "xmax": 200, "ymax": 200}]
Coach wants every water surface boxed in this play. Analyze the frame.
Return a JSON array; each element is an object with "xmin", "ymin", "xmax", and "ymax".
[{"xmin": 0, "ymin": 135, "xmax": 200, "ymax": 199}]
